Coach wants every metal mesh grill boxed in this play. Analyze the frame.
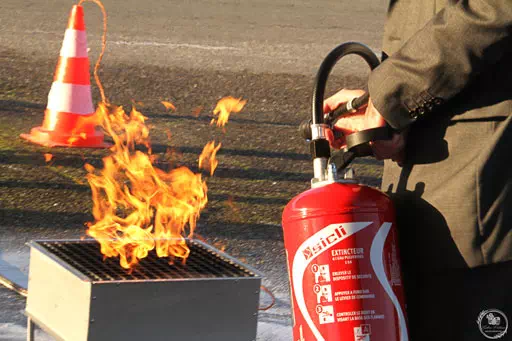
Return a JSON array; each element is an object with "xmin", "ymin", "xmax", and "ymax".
[{"xmin": 37, "ymin": 240, "xmax": 256, "ymax": 282}]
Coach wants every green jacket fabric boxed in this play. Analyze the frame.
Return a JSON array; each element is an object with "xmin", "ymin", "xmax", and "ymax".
[{"xmin": 369, "ymin": 0, "xmax": 512, "ymax": 339}]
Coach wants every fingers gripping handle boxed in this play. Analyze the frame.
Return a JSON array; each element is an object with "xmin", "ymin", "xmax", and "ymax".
[
  {"xmin": 325, "ymin": 92, "xmax": 370, "ymax": 124},
  {"xmin": 300, "ymin": 93, "xmax": 370, "ymax": 141}
]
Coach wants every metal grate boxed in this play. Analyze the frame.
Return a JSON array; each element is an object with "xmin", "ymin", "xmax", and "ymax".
[{"xmin": 37, "ymin": 240, "xmax": 256, "ymax": 282}]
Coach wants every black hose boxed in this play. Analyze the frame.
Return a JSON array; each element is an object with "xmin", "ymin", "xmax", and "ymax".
[
  {"xmin": 326, "ymin": 92, "xmax": 369, "ymax": 124},
  {"xmin": 311, "ymin": 42, "xmax": 380, "ymax": 125}
]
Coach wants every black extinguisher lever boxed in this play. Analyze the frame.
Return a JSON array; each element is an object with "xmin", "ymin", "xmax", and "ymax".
[{"xmin": 330, "ymin": 126, "xmax": 393, "ymax": 170}]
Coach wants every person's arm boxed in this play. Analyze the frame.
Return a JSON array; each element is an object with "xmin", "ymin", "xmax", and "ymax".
[{"xmin": 369, "ymin": 0, "xmax": 512, "ymax": 130}]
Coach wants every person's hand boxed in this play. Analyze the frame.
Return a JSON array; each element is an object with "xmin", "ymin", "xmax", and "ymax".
[{"xmin": 323, "ymin": 88, "xmax": 407, "ymax": 165}]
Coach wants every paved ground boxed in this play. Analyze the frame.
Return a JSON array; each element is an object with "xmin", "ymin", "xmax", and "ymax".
[
  {"xmin": 0, "ymin": 0, "xmax": 386, "ymax": 340},
  {"xmin": 1, "ymin": 0, "xmax": 386, "ymax": 75}
]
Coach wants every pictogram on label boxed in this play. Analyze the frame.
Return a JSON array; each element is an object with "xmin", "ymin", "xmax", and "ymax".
[
  {"xmin": 314, "ymin": 284, "xmax": 333, "ymax": 304},
  {"xmin": 312, "ymin": 264, "xmax": 331, "ymax": 283},
  {"xmin": 316, "ymin": 305, "xmax": 335, "ymax": 324}
]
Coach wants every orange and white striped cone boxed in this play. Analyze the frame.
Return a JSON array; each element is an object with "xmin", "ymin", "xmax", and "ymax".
[{"xmin": 21, "ymin": 5, "xmax": 108, "ymax": 148}]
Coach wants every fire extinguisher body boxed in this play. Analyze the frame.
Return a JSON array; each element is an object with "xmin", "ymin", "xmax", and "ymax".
[{"xmin": 282, "ymin": 182, "xmax": 409, "ymax": 341}]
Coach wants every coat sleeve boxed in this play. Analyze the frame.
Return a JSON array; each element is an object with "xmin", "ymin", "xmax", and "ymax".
[{"xmin": 368, "ymin": 0, "xmax": 512, "ymax": 130}]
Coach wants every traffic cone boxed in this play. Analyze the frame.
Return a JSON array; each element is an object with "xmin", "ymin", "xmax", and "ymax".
[{"xmin": 21, "ymin": 5, "xmax": 108, "ymax": 148}]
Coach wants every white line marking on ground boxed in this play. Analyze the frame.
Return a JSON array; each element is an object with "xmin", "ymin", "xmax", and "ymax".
[
  {"xmin": 111, "ymin": 40, "xmax": 242, "ymax": 51},
  {"xmin": 15, "ymin": 30, "xmax": 242, "ymax": 51}
]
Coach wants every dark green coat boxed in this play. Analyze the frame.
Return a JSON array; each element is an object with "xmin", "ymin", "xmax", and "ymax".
[{"xmin": 368, "ymin": 0, "xmax": 512, "ymax": 339}]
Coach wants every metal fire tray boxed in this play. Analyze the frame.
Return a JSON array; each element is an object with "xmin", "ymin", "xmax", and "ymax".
[{"xmin": 26, "ymin": 239, "xmax": 262, "ymax": 341}]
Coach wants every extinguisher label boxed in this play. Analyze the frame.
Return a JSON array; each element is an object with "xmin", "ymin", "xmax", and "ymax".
[
  {"xmin": 291, "ymin": 222, "xmax": 372, "ymax": 341},
  {"xmin": 290, "ymin": 221, "xmax": 408, "ymax": 341}
]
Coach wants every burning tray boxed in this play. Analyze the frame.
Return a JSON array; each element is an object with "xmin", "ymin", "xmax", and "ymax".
[{"xmin": 26, "ymin": 239, "xmax": 262, "ymax": 341}]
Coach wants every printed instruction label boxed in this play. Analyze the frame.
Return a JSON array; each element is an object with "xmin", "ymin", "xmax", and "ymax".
[
  {"xmin": 336, "ymin": 310, "xmax": 385, "ymax": 323},
  {"xmin": 308, "ymin": 245, "xmax": 385, "ymax": 328}
]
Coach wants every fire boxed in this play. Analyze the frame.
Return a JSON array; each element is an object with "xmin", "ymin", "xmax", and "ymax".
[
  {"xmin": 44, "ymin": 153, "xmax": 53, "ymax": 163},
  {"xmin": 67, "ymin": 114, "xmax": 101, "ymax": 145},
  {"xmin": 84, "ymin": 96, "xmax": 245, "ymax": 269},
  {"xmin": 192, "ymin": 106, "xmax": 203, "ymax": 117},
  {"xmin": 198, "ymin": 141, "xmax": 222, "ymax": 176},
  {"xmin": 211, "ymin": 96, "xmax": 246, "ymax": 127},
  {"xmin": 226, "ymin": 195, "xmax": 239, "ymax": 213},
  {"xmin": 85, "ymin": 102, "xmax": 207, "ymax": 269},
  {"xmin": 161, "ymin": 101, "xmax": 176, "ymax": 111},
  {"xmin": 165, "ymin": 129, "xmax": 172, "ymax": 141},
  {"xmin": 225, "ymin": 195, "xmax": 241, "ymax": 223}
]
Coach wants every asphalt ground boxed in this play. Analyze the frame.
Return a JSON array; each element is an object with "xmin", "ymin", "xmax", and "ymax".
[{"xmin": 0, "ymin": 0, "xmax": 386, "ymax": 339}]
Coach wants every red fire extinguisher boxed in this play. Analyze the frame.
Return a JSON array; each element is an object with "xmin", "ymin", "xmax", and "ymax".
[{"xmin": 282, "ymin": 42, "xmax": 409, "ymax": 341}]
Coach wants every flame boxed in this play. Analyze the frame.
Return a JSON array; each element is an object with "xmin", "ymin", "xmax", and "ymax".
[
  {"xmin": 85, "ymin": 102, "xmax": 208, "ymax": 269},
  {"xmin": 225, "ymin": 195, "xmax": 239, "ymax": 213},
  {"xmin": 211, "ymin": 97, "xmax": 246, "ymax": 127},
  {"xmin": 81, "ymin": 95, "xmax": 245, "ymax": 269},
  {"xmin": 68, "ymin": 136, "xmax": 79, "ymax": 144},
  {"xmin": 44, "ymin": 153, "xmax": 53, "ymax": 163},
  {"xmin": 67, "ymin": 113, "xmax": 101, "ymax": 145},
  {"xmin": 161, "ymin": 101, "xmax": 176, "ymax": 111},
  {"xmin": 213, "ymin": 242, "xmax": 226, "ymax": 253},
  {"xmin": 225, "ymin": 195, "xmax": 241, "ymax": 222},
  {"xmin": 165, "ymin": 129, "xmax": 172, "ymax": 141},
  {"xmin": 192, "ymin": 106, "xmax": 203, "ymax": 117},
  {"xmin": 198, "ymin": 141, "xmax": 222, "ymax": 176}
]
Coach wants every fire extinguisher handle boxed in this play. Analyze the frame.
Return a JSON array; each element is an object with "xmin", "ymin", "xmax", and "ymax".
[
  {"xmin": 345, "ymin": 125, "xmax": 393, "ymax": 152},
  {"xmin": 329, "ymin": 125, "xmax": 393, "ymax": 170},
  {"xmin": 332, "ymin": 125, "xmax": 393, "ymax": 151}
]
